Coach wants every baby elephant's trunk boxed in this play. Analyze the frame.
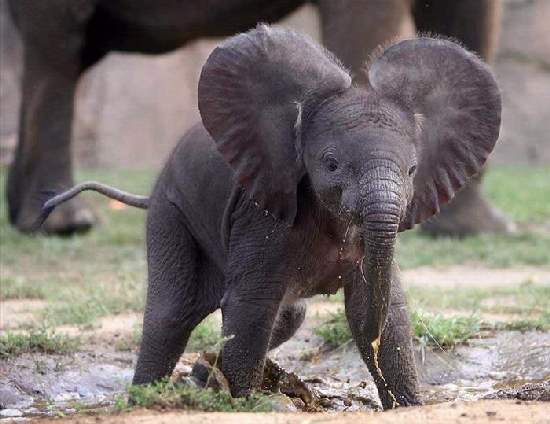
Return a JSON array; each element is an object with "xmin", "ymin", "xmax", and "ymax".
[{"xmin": 33, "ymin": 181, "xmax": 149, "ymax": 231}]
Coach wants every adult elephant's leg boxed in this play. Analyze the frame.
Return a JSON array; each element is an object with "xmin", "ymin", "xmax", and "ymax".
[
  {"xmin": 413, "ymin": 0, "xmax": 514, "ymax": 236},
  {"xmin": 345, "ymin": 266, "xmax": 420, "ymax": 409},
  {"xmin": 318, "ymin": 0, "xmax": 414, "ymax": 82},
  {"xmin": 7, "ymin": 0, "xmax": 96, "ymax": 234}
]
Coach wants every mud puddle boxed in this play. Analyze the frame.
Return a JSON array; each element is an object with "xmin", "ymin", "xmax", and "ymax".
[
  {"xmin": 272, "ymin": 324, "xmax": 550, "ymax": 409},
  {"xmin": 0, "ymin": 351, "xmax": 135, "ymax": 419},
  {"xmin": 1, "ymin": 328, "xmax": 548, "ymax": 419}
]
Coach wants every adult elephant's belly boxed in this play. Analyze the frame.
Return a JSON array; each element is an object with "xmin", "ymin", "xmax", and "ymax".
[{"xmin": 95, "ymin": 0, "xmax": 305, "ymax": 53}]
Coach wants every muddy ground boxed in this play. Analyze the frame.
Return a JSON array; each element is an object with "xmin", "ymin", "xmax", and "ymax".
[{"xmin": 2, "ymin": 272, "xmax": 549, "ymax": 422}]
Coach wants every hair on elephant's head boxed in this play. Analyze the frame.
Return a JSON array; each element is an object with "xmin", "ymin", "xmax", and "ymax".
[{"xmin": 198, "ymin": 24, "xmax": 501, "ymax": 341}]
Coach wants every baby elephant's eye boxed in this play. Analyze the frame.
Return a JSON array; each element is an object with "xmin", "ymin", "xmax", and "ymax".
[
  {"xmin": 408, "ymin": 164, "xmax": 417, "ymax": 177},
  {"xmin": 324, "ymin": 156, "xmax": 339, "ymax": 172}
]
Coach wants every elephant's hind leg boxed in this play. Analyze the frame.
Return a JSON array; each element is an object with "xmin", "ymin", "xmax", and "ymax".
[
  {"xmin": 268, "ymin": 301, "xmax": 306, "ymax": 350},
  {"xmin": 133, "ymin": 197, "xmax": 217, "ymax": 385}
]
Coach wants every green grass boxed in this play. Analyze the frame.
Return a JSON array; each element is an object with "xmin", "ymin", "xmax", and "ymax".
[
  {"xmin": 484, "ymin": 166, "xmax": 550, "ymax": 224},
  {"xmin": 407, "ymin": 282, "xmax": 550, "ymax": 325},
  {"xmin": 495, "ymin": 314, "xmax": 550, "ymax": 332},
  {"xmin": 411, "ymin": 310, "xmax": 481, "ymax": 348},
  {"xmin": 0, "ymin": 328, "xmax": 80, "ymax": 358},
  {"xmin": 397, "ymin": 231, "xmax": 550, "ymax": 269},
  {"xmin": 1, "ymin": 167, "xmax": 153, "ymax": 327},
  {"xmin": 114, "ymin": 324, "xmax": 144, "ymax": 352},
  {"xmin": 187, "ymin": 315, "xmax": 223, "ymax": 352},
  {"xmin": 1, "ymin": 165, "xmax": 548, "ymax": 331},
  {"xmin": 314, "ymin": 308, "xmax": 483, "ymax": 349},
  {"xmin": 1, "ymin": 275, "xmax": 49, "ymax": 299},
  {"xmin": 112, "ymin": 316, "xmax": 222, "ymax": 353},
  {"xmin": 397, "ymin": 165, "xmax": 550, "ymax": 269},
  {"xmin": 315, "ymin": 282, "xmax": 549, "ymax": 348},
  {"xmin": 38, "ymin": 271, "xmax": 145, "ymax": 327},
  {"xmin": 313, "ymin": 309, "xmax": 351, "ymax": 348},
  {"xmin": 124, "ymin": 379, "xmax": 274, "ymax": 412}
]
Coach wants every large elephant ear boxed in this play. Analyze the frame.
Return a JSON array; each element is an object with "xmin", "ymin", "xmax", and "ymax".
[
  {"xmin": 198, "ymin": 25, "xmax": 351, "ymax": 224},
  {"xmin": 367, "ymin": 37, "xmax": 502, "ymax": 231}
]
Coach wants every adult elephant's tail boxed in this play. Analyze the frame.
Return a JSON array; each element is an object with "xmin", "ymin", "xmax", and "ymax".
[{"xmin": 33, "ymin": 181, "xmax": 149, "ymax": 231}]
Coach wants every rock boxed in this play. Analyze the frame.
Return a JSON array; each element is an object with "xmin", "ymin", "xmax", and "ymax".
[
  {"xmin": 189, "ymin": 353, "xmax": 230, "ymax": 392},
  {"xmin": 265, "ymin": 394, "xmax": 298, "ymax": 412},
  {"xmin": 0, "ymin": 409, "xmax": 23, "ymax": 417},
  {"xmin": 262, "ymin": 358, "xmax": 319, "ymax": 409},
  {"xmin": 484, "ymin": 380, "xmax": 550, "ymax": 402}
]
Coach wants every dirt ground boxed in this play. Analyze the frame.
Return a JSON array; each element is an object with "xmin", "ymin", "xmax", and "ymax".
[
  {"xmin": 36, "ymin": 400, "xmax": 550, "ymax": 424},
  {"xmin": 402, "ymin": 266, "xmax": 550, "ymax": 288},
  {"xmin": 2, "ymin": 267, "xmax": 549, "ymax": 422}
]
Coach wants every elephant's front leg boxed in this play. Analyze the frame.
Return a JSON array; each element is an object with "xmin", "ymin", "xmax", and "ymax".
[
  {"xmin": 221, "ymin": 280, "xmax": 286, "ymax": 396},
  {"xmin": 345, "ymin": 265, "xmax": 420, "ymax": 409},
  {"xmin": 220, "ymin": 207, "xmax": 291, "ymax": 396}
]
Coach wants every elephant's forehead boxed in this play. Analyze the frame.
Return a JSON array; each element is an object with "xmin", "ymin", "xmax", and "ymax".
[{"xmin": 306, "ymin": 89, "xmax": 413, "ymax": 140}]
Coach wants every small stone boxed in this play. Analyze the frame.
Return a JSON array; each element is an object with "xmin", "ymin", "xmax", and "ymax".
[
  {"xmin": 291, "ymin": 397, "xmax": 306, "ymax": 410},
  {"xmin": 486, "ymin": 411, "xmax": 497, "ymax": 417},
  {"xmin": 266, "ymin": 394, "xmax": 297, "ymax": 412},
  {"xmin": 190, "ymin": 353, "xmax": 230, "ymax": 392}
]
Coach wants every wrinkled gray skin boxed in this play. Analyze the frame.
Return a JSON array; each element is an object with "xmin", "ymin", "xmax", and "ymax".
[
  {"xmin": 7, "ymin": 0, "xmax": 507, "ymax": 236},
  {"xmin": 42, "ymin": 27, "xmax": 501, "ymax": 409}
]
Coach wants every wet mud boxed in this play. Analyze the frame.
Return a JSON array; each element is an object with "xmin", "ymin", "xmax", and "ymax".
[{"xmin": 1, "ymin": 325, "xmax": 548, "ymax": 419}]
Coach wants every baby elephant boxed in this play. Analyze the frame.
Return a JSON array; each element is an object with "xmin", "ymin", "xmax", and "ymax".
[{"xmin": 40, "ymin": 25, "xmax": 501, "ymax": 409}]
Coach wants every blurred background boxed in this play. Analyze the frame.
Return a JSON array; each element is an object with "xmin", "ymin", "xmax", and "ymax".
[{"xmin": 1, "ymin": 0, "xmax": 549, "ymax": 168}]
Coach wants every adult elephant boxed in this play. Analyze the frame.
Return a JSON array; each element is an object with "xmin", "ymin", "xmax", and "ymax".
[{"xmin": 7, "ymin": 0, "xmax": 510, "ymax": 235}]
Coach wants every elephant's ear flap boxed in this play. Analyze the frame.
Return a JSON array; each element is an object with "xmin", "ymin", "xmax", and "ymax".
[
  {"xmin": 367, "ymin": 38, "xmax": 502, "ymax": 231},
  {"xmin": 198, "ymin": 25, "xmax": 351, "ymax": 224}
]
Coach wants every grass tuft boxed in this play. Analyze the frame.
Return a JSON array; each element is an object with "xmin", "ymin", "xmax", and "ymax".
[
  {"xmin": 493, "ymin": 312, "xmax": 550, "ymax": 332},
  {"xmin": 187, "ymin": 316, "xmax": 222, "ymax": 352},
  {"xmin": 315, "ymin": 308, "xmax": 484, "ymax": 349},
  {"xmin": 407, "ymin": 283, "xmax": 550, "ymax": 331},
  {"xmin": 0, "ymin": 328, "xmax": 80, "ymax": 358},
  {"xmin": 1, "ymin": 276, "xmax": 49, "ymax": 300},
  {"xmin": 313, "ymin": 309, "xmax": 352, "ymax": 348},
  {"xmin": 411, "ymin": 310, "xmax": 481, "ymax": 348},
  {"xmin": 124, "ymin": 379, "xmax": 274, "ymax": 412}
]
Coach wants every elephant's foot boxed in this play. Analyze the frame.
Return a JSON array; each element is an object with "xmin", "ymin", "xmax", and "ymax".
[
  {"xmin": 379, "ymin": 388, "xmax": 422, "ymax": 410},
  {"xmin": 420, "ymin": 182, "xmax": 516, "ymax": 237},
  {"xmin": 12, "ymin": 195, "xmax": 95, "ymax": 235}
]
